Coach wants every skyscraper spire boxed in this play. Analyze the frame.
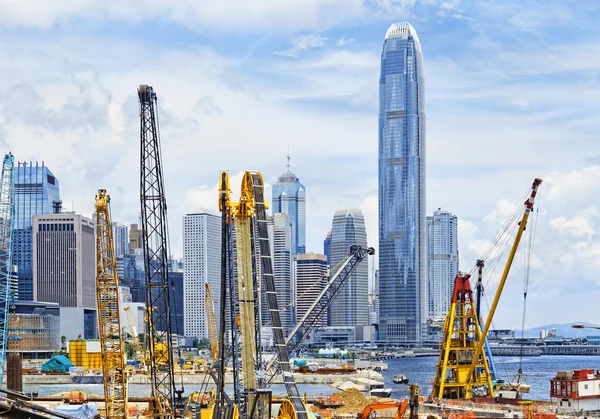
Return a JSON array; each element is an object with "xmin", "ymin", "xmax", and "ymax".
[{"xmin": 287, "ymin": 145, "xmax": 291, "ymax": 173}]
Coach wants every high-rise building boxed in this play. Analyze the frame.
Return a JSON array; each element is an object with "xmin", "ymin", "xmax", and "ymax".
[
  {"xmin": 323, "ymin": 231, "xmax": 332, "ymax": 265},
  {"xmin": 170, "ymin": 270, "xmax": 185, "ymax": 338},
  {"xmin": 112, "ymin": 221, "xmax": 129, "ymax": 258},
  {"xmin": 129, "ymin": 223, "xmax": 143, "ymax": 251},
  {"xmin": 183, "ymin": 210, "xmax": 221, "ymax": 340},
  {"xmin": 378, "ymin": 22, "xmax": 426, "ymax": 342},
  {"xmin": 14, "ymin": 162, "xmax": 60, "ymax": 301},
  {"xmin": 329, "ymin": 209, "xmax": 369, "ymax": 327},
  {"xmin": 32, "ymin": 213, "xmax": 95, "ymax": 309},
  {"xmin": 427, "ymin": 209, "xmax": 458, "ymax": 320},
  {"xmin": 272, "ymin": 162, "xmax": 306, "ymax": 256},
  {"xmin": 295, "ymin": 253, "xmax": 328, "ymax": 329},
  {"xmin": 264, "ymin": 214, "xmax": 293, "ymax": 336}
]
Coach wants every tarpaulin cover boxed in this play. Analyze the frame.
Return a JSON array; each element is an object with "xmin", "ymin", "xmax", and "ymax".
[
  {"xmin": 42, "ymin": 355, "xmax": 74, "ymax": 373},
  {"xmin": 53, "ymin": 403, "xmax": 99, "ymax": 419}
]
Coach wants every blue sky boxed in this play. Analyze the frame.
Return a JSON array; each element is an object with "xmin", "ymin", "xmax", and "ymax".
[{"xmin": 1, "ymin": 0, "xmax": 600, "ymax": 329}]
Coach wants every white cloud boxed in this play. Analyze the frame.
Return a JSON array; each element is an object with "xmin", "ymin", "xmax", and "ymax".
[
  {"xmin": 337, "ymin": 37, "xmax": 356, "ymax": 46},
  {"xmin": 275, "ymin": 34, "xmax": 328, "ymax": 57}
]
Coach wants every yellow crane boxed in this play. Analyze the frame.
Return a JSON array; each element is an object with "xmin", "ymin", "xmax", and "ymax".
[
  {"xmin": 431, "ymin": 178, "xmax": 542, "ymax": 399},
  {"xmin": 95, "ymin": 189, "xmax": 128, "ymax": 418},
  {"xmin": 205, "ymin": 283, "xmax": 219, "ymax": 364},
  {"xmin": 124, "ymin": 305, "xmax": 145, "ymax": 370}
]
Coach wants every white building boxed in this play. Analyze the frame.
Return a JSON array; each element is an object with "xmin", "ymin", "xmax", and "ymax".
[
  {"xmin": 295, "ymin": 253, "xmax": 328, "ymax": 331},
  {"xmin": 112, "ymin": 221, "xmax": 129, "ymax": 258},
  {"xmin": 426, "ymin": 209, "xmax": 458, "ymax": 320},
  {"xmin": 183, "ymin": 210, "xmax": 221, "ymax": 340}
]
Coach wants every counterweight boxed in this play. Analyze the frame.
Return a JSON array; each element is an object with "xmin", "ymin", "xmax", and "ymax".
[
  {"xmin": 139, "ymin": 84, "xmax": 180, "ymax": 417},
  {"xmin": 95, "ymin": 189, "xmax": 127, "ymax": 418}
]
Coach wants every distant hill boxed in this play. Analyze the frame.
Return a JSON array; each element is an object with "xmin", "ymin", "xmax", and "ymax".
[{"xmin": 522, "ymin": 323, "xmax": 600, "ymax": 339}]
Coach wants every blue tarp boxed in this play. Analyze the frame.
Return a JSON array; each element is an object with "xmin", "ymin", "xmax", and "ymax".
[
  {"xmin": 53, "ymin": 403, "xmax": 99, "ymax": 419},
  {"xmin": 42, "ymin": 355, "xmax": 74, "ymax": 373}
]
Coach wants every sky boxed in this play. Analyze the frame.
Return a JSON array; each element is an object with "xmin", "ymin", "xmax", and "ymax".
[{"xmin": 1, "ymin": 0, "xmax": 600, "ymax": 331}]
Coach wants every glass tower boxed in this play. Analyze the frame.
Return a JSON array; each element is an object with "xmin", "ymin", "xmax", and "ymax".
[
  {"xmin": 272, "ymin": 168, "xmax": 305, "ymax": 257},
  {"xmin": 14, "ymin": 162, "xmax": 60, "ymax": 301},
  {"xmin": 378, "ymin": 22, "xmax": 426, "ymax": 342}
]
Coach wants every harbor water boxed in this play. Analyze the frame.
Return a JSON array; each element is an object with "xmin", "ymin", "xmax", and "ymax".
[{"xmin": 22, "ymin": 355, "xmax": 600, "ymax": 401}]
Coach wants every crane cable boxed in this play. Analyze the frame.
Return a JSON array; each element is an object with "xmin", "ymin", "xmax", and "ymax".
[{"xmin": 515, "ymin": 191, "xmax": 541, "ymax": 384}]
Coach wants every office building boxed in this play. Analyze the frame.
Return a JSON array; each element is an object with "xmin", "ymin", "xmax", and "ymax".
[
  {"xmin": 323, "ymin": 231, "xmax": 331, "ymax": 265},
  {"xmin": 295, "ymin": 253, "xmax": 328, "ymax": 330},
  {"xmin": 183, "ymin": 210, "xmax": 221, "ymax": 340},
  {"xmin": 378, "ymin": 22, "xmax": 427, "ymax": 342},
  {"xmin": 328, "ymin": 209, "xmax": 369, "ymax": 327},
  {"xmin": 14, "ymin": 162, "xmax": 60, "ymax": 301},
  {"xmin": 427, "ymin": 209, "xmax": 458, "ymax": 319},
  {"xmin": 272, "ymin": 163, "xmax": 306, "ymax": 256},
  {"xmin": 264, "ymin": 214, "xmax": 293, "ymax": 336},
  {"xmin": 112, "ymin": 221, "xmax": 129, "ymax": 258},
  {"xmin": 129, "ymin": 223, "xmax": 143, "ymax": 251},
  {"xmin": 32, "ymin": 213, "xmax": 96, "ymax": 309}
]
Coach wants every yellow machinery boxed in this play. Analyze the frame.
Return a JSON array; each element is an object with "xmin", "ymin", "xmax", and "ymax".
[
  {"xmin": 205, "ymin": 283, "xmax": 219, "ymax": 364},
  {"xmin": 95, "ymin": 189, "xmax": 128, "ymax": 418},
  {"xmin": 431, "ymin": 178, "xmax": 542, "ymax": 400},
  {"xmin": 124, "ymin": 305, "xmax": 146, "ymax": 370}
]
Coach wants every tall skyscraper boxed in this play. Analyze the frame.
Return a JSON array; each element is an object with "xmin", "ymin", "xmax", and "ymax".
[
  {"xmin": 14, "ymin": 162, "xmax": 60, "ymax": 301},
  {"xmin": 183, "ymin": 210, "xmax": 221, "ymax": 340},
  {"xmin": 329, "ymin": 209, "xmax": 369, "ymax": 327},
  {"xmin": 266, "ymin": 214, "xmax": 293, "ymax": 335},
  {"xmin": 112, "ymin": 221, "xmax": 129, "ymax": 258},
  {"xmin": 272, "ymin": 161, "xmax": 306, "ymax": 256},
  {"xmin": 32, "ymin": 213, "xmax": 95, "ymax": 308},
  {"xmin": 129, "ymin": 223, "xmax": 143, "ymax": 250},
  {"xmin": 323, "ymin": 231, "xmax": 332, "ymax": 265},
  {"xmin": 427, "ymin": 209, "xmax": 458, "ymax": 320},
  {"xmin": 378, "ymin": 22, "xmax": 426, "ymax": 342},
  {"xmin": 295, "ymin": 253, "xmax": 328, "ymax": 329}
]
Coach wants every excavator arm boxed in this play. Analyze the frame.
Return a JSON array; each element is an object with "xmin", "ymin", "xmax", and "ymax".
[{"xmin": 358, "ymin": 400, "xmax": 408, "ymax": 419}]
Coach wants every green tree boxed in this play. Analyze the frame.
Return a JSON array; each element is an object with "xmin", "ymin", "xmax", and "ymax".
[{"xmin": 197, "ymin": 338, "xmax": 210, "ymax": 350}]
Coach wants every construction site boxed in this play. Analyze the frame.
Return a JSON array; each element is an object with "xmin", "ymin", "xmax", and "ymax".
[{"xmin": 0, "ymin": 86, "xmax": 565, "ymax": 419}]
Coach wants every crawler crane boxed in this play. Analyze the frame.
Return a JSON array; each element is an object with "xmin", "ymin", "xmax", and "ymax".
[
  {"xmin": 95, "ymin": 189, "xmax": 127, "ymax": 418},
  {"xmin": 139, "ymin": 84, "xmax": 184, "ymax": 417},
  {"xmin": 0, "ymin": 152, "xmax": 14, "ymax": 387},
  {"xmin": 431, "ymin": 178, "xmax": 542, "ymax": 400},
  {"xmin": 124, "ymin": 305, "xmax": 145, "ymax": 370}
]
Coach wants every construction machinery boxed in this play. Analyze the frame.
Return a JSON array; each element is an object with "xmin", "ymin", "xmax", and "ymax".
[
  {"xmin": 205, "ymin": 283, "xmax": 219, "ymax": 364},
  {"xmin": 95, "ymin": 189, "xmax": 128, "ymax": 419},
  {"xmin": 217, "ymin": 170, "xmax": 307, "ymax": 419},
  {"xmin": 124, "ymin": 305, "xmax": 146, "ymax": 370},
  {"xmin": 139, "ymin": 84, "xmax": 184, "ymax": 417},
  {"xmin": 431, "ymin": 178, "xmax": 542, "ymax": 400},
  {"xmin": 358, "ymin": 384, "xmax": 419, "ymax": 419},
  {"xmin": 0, "ymin": 152, "xmax": 14, "ymax": 388}
]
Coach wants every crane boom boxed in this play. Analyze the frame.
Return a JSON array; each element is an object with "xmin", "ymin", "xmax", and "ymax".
[
  {"xmin": 95, "ymin": 189, "xmax": 127, "ymax": 419},
  {"xmin": 0, "ymin": 152, "xmax": 14, "ymax": 386},
  {"xmin": 205, "ymin": 283, "xmax": 219, "ymax": 364},
  {"xmin": 465, "ymin": 178, "xmax": 542, "ymax": 382},
  {"xmin": 265, "ymin": 245, "xmax": 374, "ymax": 375},
  {"xmin": 124, "ymin": 305, "xmax": 145, "ymax": 368},
  {"xmin": 139, "ymin": 84, "xmax": 181, "ymax": 417}
]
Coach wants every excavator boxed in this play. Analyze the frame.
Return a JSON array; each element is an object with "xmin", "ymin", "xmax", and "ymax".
[{"xmin": 357, "ymin": 384, "xmax": 419, "ymax": 419}]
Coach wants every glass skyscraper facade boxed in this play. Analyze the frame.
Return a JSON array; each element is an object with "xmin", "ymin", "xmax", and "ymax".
[
  {"xmin": 378, "ymin": 22, "xmax": 426, "ymax": 342},
  {"xmin": 272, "ymin": 170, "xmax": 305, "ymax": 257},
  {"xmin": 14, "ymin": 162, "xmax": 60, "ymax": 301},
  {"xmin": 427, "ymin": 210, "xmax": 458, "ymax": 320}
]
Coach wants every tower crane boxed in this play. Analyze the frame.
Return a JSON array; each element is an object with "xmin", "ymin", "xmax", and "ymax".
[
  {"xmin": 139, "ymin": 84, "xmax": 183, "ymax": 417},
  {"xmin": 0, "ymin": 152, "xmax": 14, "ymax": 387},
  {"xmin": 124, "ymin": 305, "xmax": 145, "ymax": 369},
  {"xmin": 431, "ymin": 178, "xmax": 542, "ymax": 400},
  {"xmin": 95, "ymin": 189, "xmax": 128, "ymax": 418}
]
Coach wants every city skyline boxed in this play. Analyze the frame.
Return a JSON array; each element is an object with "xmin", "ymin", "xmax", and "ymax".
[{"xmin": 1, "ymin": 2, "xmax": 599, "ymax": 329}]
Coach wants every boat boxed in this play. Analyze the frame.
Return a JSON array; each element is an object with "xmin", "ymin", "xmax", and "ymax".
[
  {"xmin": 550, "ymin": 369, "xmax": 600, "ymax": 412},
  {"xmin": 368, "ymin": 383, "xmax": 392, "ymax": 398},
  {"xmin": 393, "ymin": 374, "xmax": 409, "ymax": 384}
]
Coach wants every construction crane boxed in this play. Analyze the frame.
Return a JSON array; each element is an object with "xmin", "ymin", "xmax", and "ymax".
[
  {"xmin": 205, "ymin": 283, "xmax": 219, "ymax": 364},
  {"xmin": 265, "ymin": 245, "xmax": 374, "ymax": 377},
  {"xmin": 0, "ymin": 152, "xmax": 14, "ymax": 387},
  {"xmin": 124, "ymin": 305, "xmax": 145, "ymax": 369},
  {"xmin": 95, "ymin": 189, "xmax": 127, "ymax": 419},
  {"xmin": 431, "ymin": 178, "xmax": 542, "ymax": 400},
  {"xmin": 139, "ymin": 84, "xmax": 183, "ymax": 417},
  {"xmin": 218, "ymin": 170, "xmax": 307, "ymax": 419}
]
